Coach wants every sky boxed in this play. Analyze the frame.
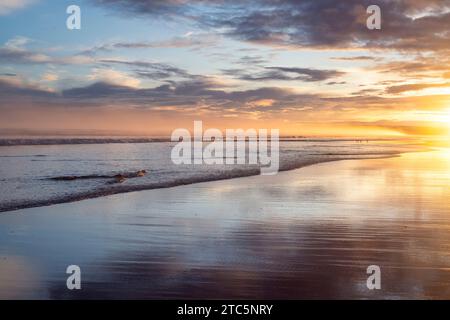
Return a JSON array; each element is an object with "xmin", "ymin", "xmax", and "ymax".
[{"xmin": 0, "ymin": 0, "xmax": 450, "ymax": 137}]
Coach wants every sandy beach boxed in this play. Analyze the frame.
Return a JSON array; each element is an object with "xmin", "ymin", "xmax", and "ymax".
[{"xmin": 1, "ymin": 149, "xmax": 450, "ymax": 299}]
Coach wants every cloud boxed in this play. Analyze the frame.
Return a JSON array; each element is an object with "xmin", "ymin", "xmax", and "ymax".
[
  {"xmin": 208, "ymin": 0, "xmax": 450, "ymax": 51},
  {"xmin": 3, "ymin": 75, "xmax": 450, "ymax": 136},
  {"xmin": 235, "ymin": 55, "xmax": 269, "ymax": 66},
  {"xmin": 41, "ymin": 73, "xmax": 59, "ymax": 82},
  {"xmin": 359, "ymin": 120, "xmax": 450, "ymax": 136},
  {"xmin": 374, "ymin": 57, "xmax": 450, "ymax": 76},
  {"xmin": 3, "ymin": 75, "xmax": 446, "ymax": 114},
  {"xmin": 92, "ymin": 0, "xmax": 450, "ymax": 52},
  {"xmin": 331, "ymin": 56, "xmax": 378, "ymax": 61},
  {"xmin": 0, "ymin": 78, "xmax": 55, "ymax": 100},
  {"xmin": 92, "ymin": 0, "xmax": 190, "ymax": 16},
  {"xmin": 351, "ymin": 88, "xmax": 381, "ymax": 95},
  {"xmin": 83, "ymin": 1, "xmax": 450, "ymax": 99},
  {"xmin": 0, "ymin": 47, "xmax": 51, "ymax": 64},
  {"xmin": 115, "ymin": 34, "xmax": 217, "ymax": 49},
  {"xmin": 0, "ymin": 0, "xmax": 35, "ymax": 15},
  {"xmin": 1, "ymin": 76, "xmax": 315, "ymax": 112},
  {"xmin": 266, "ymin": 67, "xmax": 345, "ymax": 82},
  {"xmin": 223, "ymin": 66, "xmax": 344, "ymax": 82},
  {"xmin": 0, "ymin": 39, "xmax": 95, "ymax": 65},
  {"xmin": 82, "ymin": 33, "xmax": 219, "ymax": 56},
  {"xmin": 87, "ymin": 69, "xmax": 141, "ymax": 88},
  {"xmin": 99, "ymin": 59, "xmax": 195, "ymax": 80},
  {"xmin": 386, "ymin": 82, "xmax": 450, "ymax": 94},
  {"xmin": 327, "ymin": 81, "xmax": 347, "ymax": 85},
  {"xmin": 4, "ymin": 36, "xmax": 31, "ymax": 49}
]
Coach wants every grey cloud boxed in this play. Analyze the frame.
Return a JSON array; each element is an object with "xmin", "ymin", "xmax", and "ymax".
[
  {"xmin": 351, "ymin": 88, "xmax": 382, "ymax": 95},
  {"xmin": 0, "ymin": 79, "xmax": 57, "ymax": 103},
  {"xmin": 3, "ymin": 78, "xmax": 450, "ymax": 130},
  {"xmin": 266, "ymin": 67, "xmax": 345, "ymax": 82},
  {"xmin": 374, "ymin": 57, "xmax": 450, "ymax": 78},
  {"xmin": 207, "ymin": 0, "xmax": 450, "ymax": 51},
  {"xmin": 92, "ymin": 0, "xmax": 450, "ymax": 52},
  {"xmin": 92, "ymin": 0, "xmax": 190, "ymax": 16},
  {"xmin": 0, "ymin": 47, "xmax": 93, "ymax": 65},
  {"xmin": 1, "ymin": 77, "xmax": 318, "ymax": 112},
  {"xmin": 326, "ymin": 81, "xmax": 347, "ymax": 85},
  {"xmin": 223, "ymin": 66, "xmax": 344, "ymax": 82},
  {"xmin": 61, "ymin": 79, "xmax": 302, "ymax": 105},
  {"xmin": 331, "ymin": 56, "xmax": 378, "ymax": 61},
  {"xmin": 83, "ymin": 34, "xmax": 218, "ymax": 56},
  {"xmin": 0, "ymin": 47, "xmax": 49, "ymax": 64},
  {"xmin": 385, "ymin": 82, "xmax": 450, "ymax": 94},
  {"xmin": 115, "ymin": 35, "xmax": 217, "ymax": 49},
  {"xmin": 235, "ymin": 55, "xmax": 269, "ymax": 66},
  {"xmin": 99, "ymin": 59, "xmax": 195, "ymax": 80}
]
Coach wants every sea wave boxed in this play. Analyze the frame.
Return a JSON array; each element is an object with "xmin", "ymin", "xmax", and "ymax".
[
  {"xmin": 0, "ymin": 139, "xmax": 428, "ymax": 213},
  {"xmin": 0, "ymin": 138, "xmax": 166, "ymax": 146},
  {"xmin": 0, "ymin": 153, "xmax": 401, "ymax": 213},
  {"xmin": 0, "ymin": 137, "xmax": 406, "ymax": 146}
]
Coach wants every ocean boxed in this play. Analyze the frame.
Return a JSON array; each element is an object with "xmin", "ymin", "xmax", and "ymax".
[{"xmin": 0, "ymin": 138, "xmax": 422, "ymax": 212}]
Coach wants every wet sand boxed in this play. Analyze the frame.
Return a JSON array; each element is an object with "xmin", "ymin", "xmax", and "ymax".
[{"xmin": 1, "ymin": 149, "xmax": 450, "ymax": 299}]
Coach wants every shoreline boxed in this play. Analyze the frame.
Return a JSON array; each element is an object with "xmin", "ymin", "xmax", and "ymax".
[{"xmin": 0, "ymin": 153, "xmax": 401, "ymax": 213}]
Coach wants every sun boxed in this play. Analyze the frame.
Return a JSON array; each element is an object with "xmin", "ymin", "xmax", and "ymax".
[
  {"xmin": 438, "ymin": 108, "xmax": 450, "ymax": 129},
  {"xmin": 443, "ymin": 109, "xmax": 450, "ymax": 139},
  {"xmin": 431, "ymin": 108, "xmax": 450, "ymax": 126},
  {"xmin": 427, "ymin": 108, "xmax": 450, "ymax": 139}
]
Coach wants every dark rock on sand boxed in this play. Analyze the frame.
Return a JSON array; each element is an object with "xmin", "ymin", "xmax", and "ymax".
[
  {"xmin": 50, "ymin": 170, "xmax": 147, "ymax": 184},
  {"xmin": 113, "ymin": 174, "xmax": 127, "ymax": 184},
  {"xmin": 50, "ymin": 174, "xmax": 111, "ymax": 181},
  {"xmin": 136, "ymin": 170, "xmax": 146, "ymax": 177}
]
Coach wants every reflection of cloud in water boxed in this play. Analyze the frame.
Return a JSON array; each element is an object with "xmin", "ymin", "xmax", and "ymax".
[
  {"xmin": 2, "ymin": 150, "xmax": 450, "ymax": 299},
  {"xmin": 47, "ymin": 217, "xmax": 450, "ymax": 299}
]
